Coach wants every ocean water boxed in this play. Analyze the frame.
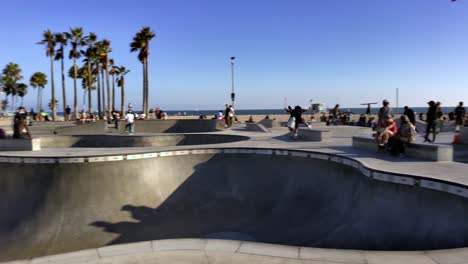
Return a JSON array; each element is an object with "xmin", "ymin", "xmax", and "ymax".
[{"xmin": 163, "ymin": 106, "xmax": 458, "ymax": 117}]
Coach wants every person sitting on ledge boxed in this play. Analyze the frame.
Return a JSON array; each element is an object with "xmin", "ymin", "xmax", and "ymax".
[
  {"xmin": 387, "ymin": 115, "xmax": 416, "ymax": 156},
  {"xmin": 246, "ymin": 116, "xmax": 254, "ymax": 123},
  {"xmin": 375, "ymin": 116, "xmax": 397, "ymax": 152},
  {"xmin": 13, "ymin": 107, "xmax": 31, "ymax": 139}
]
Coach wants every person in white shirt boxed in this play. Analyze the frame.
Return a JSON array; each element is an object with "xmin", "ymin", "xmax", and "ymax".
[{"xmin": 125, "ymin": 109, "xmax": 136, "ymax": 134}]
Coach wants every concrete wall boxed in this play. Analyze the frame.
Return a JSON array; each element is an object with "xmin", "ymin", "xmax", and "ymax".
[
  {"xmin": 54, "ymin": 120, "xmax": 222, "ymax": 135},
  {"xmin": 39, "ymin": 134, "xmax": 249, "ymax": 148}
]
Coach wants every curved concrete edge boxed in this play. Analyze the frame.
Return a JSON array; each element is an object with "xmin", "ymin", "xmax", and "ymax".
[
  {"xmin": 2, "ymin": 239, "xmax": 468, "ymax": 264},
  {"xmin": 1, "ymin": 147, "xmax": 468, "ymax": 200}
]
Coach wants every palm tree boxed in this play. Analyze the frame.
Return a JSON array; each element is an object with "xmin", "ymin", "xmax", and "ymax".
[
  {"xmin": 91, "ymin": 39, "xmax": 104, "ymax": 117},
  {"xmin": 55, "ymin": 32, "xmax": 68, "ymax": 120},
  {"xmin": 65, "ymin": 27, "xmax": 85, "ymax": 119},
  {"xmin": 17, "ymin": 83, "xmax": 28, "ymax": 106},
  {"xmin": 82, "ymin": 32, "xmax": 97, "ymax": 114},
  {"xmin": 37, "ymin": 30, "xmax": 57, "ymax": 120},
  {"xmin": 98, "ymin": 39, "xmax": 112, "ymax": 117},
  {"xmin": 130, "ymin": 26, "xmax": 156, "ymax": 115},
  {"xmin": 30, "ymin": 72, "xmax": 48, "ymax": 111},
  {"xmin": 115, "ymin": 66, "xmax": 129, "ymax": 116},
  {"xmin": 1, "ymin": 63, "xmax": 27, "ymax": 111},
  {"xmin": 68, "ymin": 64, "xmax": 96, "ymax": 110}
]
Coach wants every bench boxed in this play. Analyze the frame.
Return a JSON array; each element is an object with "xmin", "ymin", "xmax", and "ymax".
[
  {"xmin": 0, "ymin": 138, "xmax": 41, "ymax": 151},
  {"xmin": 352, "ymin": 136, "xmax": 453, "ymax": 162},
  {"xmin": 245, "ymin": 123, "xmax": 271, "ymax": 132},
  {"xmin": 297, "ymin": 128, "xmax": 332, "ymax": 142}
]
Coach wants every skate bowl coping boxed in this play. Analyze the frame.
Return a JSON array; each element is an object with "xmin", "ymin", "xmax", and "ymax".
[
  {"xmin": 2, "ymin": 148, "xmax": 468, "ymax": 261},
  {"xmin": 53, "ymin": 119, "xmax": 224, "ymax": 135},
  {"xmin": 38, "ymin": 134, "xmax": 249, "ymax": 148}
]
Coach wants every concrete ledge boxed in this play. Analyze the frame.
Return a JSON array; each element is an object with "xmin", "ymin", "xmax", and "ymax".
[
  {"xmin": 237, "ymin": 242, "xmax": 299, "ymax": 259},
  {"xmin": 245, "ymin": 123, "xmax": 270, "ymax": 132},
  {"xmin": 257, "ymin": 119, "xmax": 281, "ymax": 128},
  {"xmin": 352, "ymin": 136, "xmax": 453, "ymax": 161},
  {"xmin": 0, "ymin": 138, "xmax": 40, "ymax": 151},
  {"xmin": 297, "ymin": 128, "xmax": 332, "ymax": 142}
]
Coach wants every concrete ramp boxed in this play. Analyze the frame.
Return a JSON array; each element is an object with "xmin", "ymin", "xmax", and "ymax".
[{"xmin": 2, "ymin": 152, "xmax": 468, "ymax": 261}]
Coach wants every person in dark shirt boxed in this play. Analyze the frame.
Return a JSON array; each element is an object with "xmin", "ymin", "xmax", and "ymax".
[
  {"xmin": 225, "ymin": 104, "xmax": 232, "ymax": 127},
  {"xmin": 403, "ymin": 106, "xmax": 416, "ymax": 126},
  {"xmin": 454, "ymin": 102, "xmax": 466, "ymax": 131},
  {"xmin": 424, "ymin": 101, "xmax": 437, "ymax": 143},
  {"xmin": 65, "ymin": 105, "xmax": 71, "ymax": 121},
  {"xmin": 13, "ymin": 107, "xmax": 31, "ymax": 139}
]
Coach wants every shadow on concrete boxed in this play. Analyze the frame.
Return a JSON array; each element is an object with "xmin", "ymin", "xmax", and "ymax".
[{"xmin": 90, "ymin": 154, "xmax": 468, "ymax": 251}]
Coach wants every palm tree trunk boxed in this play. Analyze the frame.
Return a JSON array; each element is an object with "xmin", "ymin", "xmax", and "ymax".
[
  {"xmin": 11, "ymin": 94, "xmax": 15, "ymax": 112},
  {"xmin": 50, "ymin": 56, "xmax": 56, "ymax": 120},
  {"xmin": 73, "ymin": 59, "xmax": 78, "ymax": 119},
  {"xmin": 61, "ymin": 56, "xmax": 67, "ymax": 120},
  {"xmin": 97, "ymin": 65, "xmax": 102, "ymax": 118},
  {"xmin": 106, "ymin": 66, "xmax": 111, "ymax": 117},
  {"xmin": 142, "ymin": 62, "xmax": 146, "ymax": 114},
  {"xmin": 39, "ymin": 87, "xmax": 43, "ymax": 111},
  {"xmin": 112, "ymin": 74, "xmax": 115, "ymax": 112},
  {"xmin": 121, "ymin": 79, "xmax": 126, "ymax": 117},
  {"xmin": 21, "ymin": 97, "xmax": 24, "ymax": 106},
  {"xmin": 101, "ymin": 69, "xmax": 106, "ymax": 116},
  {"xmin": 145, "ymin": 58, "xmax": 149, "ymax": 116},
  {"xmin": 87, "ymin": 63, "xmax": 93, "ymax": 114},
  {"xmin": 37, "ymin": 88, "xmax": 40, "ymax": 112}
]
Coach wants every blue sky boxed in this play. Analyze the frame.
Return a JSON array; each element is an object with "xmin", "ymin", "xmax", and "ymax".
[{"xmin": 1, "ymin": 0, "xmax": 467, "ymax": 110}]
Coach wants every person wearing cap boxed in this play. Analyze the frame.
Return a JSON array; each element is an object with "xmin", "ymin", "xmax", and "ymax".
[
  {"xmin": 424, "ymin": 100, "xmax": 437, "ymax": 143},
  {"xmin": 377, "ymin": 99, "xmax": 393, "ymax": 125},
  {"xmin": 387, "ymin": 115, "xmax": 417, "ymax": 156}
]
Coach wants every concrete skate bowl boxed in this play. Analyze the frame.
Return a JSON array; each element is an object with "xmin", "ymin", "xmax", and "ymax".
[
  {"xmin": 2, "ymin": 149, "xmax": 468, "ymax": 261},
  {"xmin": 38, "ymin": 134, "xmax": 249, "ymax": 148},
  {"xmin": 52, "ymin": 119, "xmax": 224, "ymax": 135}
]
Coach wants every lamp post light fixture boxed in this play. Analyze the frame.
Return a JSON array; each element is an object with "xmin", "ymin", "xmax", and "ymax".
[{"xmin": 230, "ymin": 56, "xmax": 236, "ymax": 107}]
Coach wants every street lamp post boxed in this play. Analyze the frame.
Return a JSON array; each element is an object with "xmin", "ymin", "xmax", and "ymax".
[{"xmin": 230, "ymin": 56, "xmax": 235, "ymax": 107}]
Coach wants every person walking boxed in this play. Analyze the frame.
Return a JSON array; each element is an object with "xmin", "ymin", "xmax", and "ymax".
[
  {"xmin": 424, "ymin": 101, "xmax": 437, "ymax": 143},
  {"xmin": 454, "ymin": 101, "xmax": 466, "ymax": 132}
]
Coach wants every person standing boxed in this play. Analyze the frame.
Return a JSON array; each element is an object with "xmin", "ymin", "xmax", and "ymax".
[
  {"xmin": 378, "ymin": 99, "xmax": 393, "ymax": 125},
  {"xmin": 225, "ymin": 104, "xmax": 232, "ymax": 127},
  {"xmin": 454, "ymin": 101, "xmax": 466, "ymax": 132},
  {"xmin": 125, "ymin": 109, "xmax": 136, "ymax": 135},
  {"xmin": 403, "ymin": 106, "xmax": 416, "ymax": 126},
  {"xmin": 65, "ymin": 105, "xmax": 71, "ymax": 121},
  {"xmin": 424, "ymin": 101, "xmax": 437, "ymax": 143}
]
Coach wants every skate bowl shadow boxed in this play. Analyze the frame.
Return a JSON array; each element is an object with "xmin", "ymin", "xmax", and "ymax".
[
  {"xmin": 2, "ymin": 149, "xmax": 468, "ymax": 261},
  {"xmin": 38, "ymin": 134, "xmax": 249, "ymax": 148}
]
